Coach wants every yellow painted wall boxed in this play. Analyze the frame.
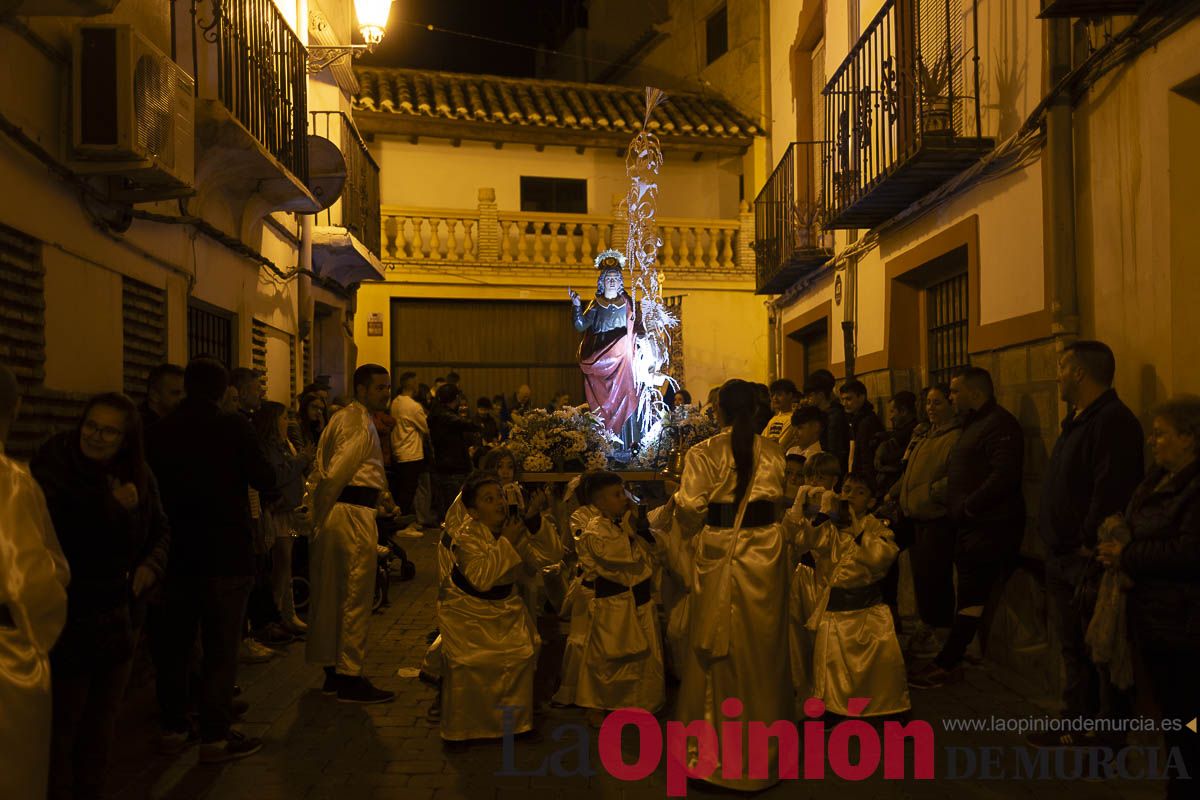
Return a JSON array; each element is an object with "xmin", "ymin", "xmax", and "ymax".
[
  {"xmin": 375, "ymin": 138, "xmax": 743, "ymax": 221},
  {"xmin": 1075, "ymin": 15, "xmax": 1200, "ymax": 405}
]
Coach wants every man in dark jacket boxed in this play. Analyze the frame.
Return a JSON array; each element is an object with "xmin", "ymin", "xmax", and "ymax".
[
  {"xmin": 146, "ymin": 357, "xmax": 275, "ymax": 763},
  {"xmin": 910, "ymin": 366, "xmax": 1025, "ymax": 688},
  {"xmin": 874, "ymin": 390, "xmax": 920, "ymax": 497},
  {"xmin": 427, "ymin": 383, "xmax": 480, "ymax": 521},
  {"xmin": 1031, "ymin": 341, "xmax": 1143, "ymax": 746},
  {"xmin": 804, "ymin": 370, "xmax": 849, "ymax": 472},
  {"xmin": 839, "ymin": 378, "xmax": 885, "ymax": 481}
]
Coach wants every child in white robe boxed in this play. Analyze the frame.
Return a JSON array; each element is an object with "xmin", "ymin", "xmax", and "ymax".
[
  {"xmin": 795, "ymin": 472, "xmax": 910, "ymax": 718},
  {"xmin": 437, "ymin": 472, "xmax": 561, "ymax": 744},
  {"xmin": 787, "ymin": 452, "xmax": 841, "ymax": 700},
  {"xmin": 573, "ymin": 471, "xmax": 664, "ymax": 723},
  {"xmin": 551, "ymin": 475, "xmax": 599, "ymax": 707}
]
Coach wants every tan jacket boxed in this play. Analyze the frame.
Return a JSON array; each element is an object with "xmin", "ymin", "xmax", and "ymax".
[{"xmin": 897, "ymin": 420, "xmax": 962, "ymax": 520}]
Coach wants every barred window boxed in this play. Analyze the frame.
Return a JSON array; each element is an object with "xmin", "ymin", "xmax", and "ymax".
[
  {"xmin": 187, "ymin": 300, "xmax": 236, "ymax": 369},
  {"xmin": 926, "ymin": 272, "xmax": 968, "ymax": 386}
]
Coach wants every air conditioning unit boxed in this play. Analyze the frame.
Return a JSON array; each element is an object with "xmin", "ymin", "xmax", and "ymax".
[{"xmin": 72, "ymin": 24, "xmax": 195, "ymax": 195}]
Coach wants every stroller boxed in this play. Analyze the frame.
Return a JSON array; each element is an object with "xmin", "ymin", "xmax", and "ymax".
[{"xmin": 288, "ymin": 516, "xmax": 415, "ymax": 614}]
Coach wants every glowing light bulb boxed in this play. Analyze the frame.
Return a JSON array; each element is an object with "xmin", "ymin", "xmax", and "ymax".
[{"xmin": 355, "ymin": 0, "xmax": 394, "ymax": 47}]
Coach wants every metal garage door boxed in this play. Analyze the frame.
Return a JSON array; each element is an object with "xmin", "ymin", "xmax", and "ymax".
[{"xmin": 390, "ymin": 298, "xmax": 584, "ymax": 408}]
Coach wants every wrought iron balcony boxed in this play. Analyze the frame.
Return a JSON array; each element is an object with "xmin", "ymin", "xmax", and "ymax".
[
  {"xmin": 822, "ymin": 0, "xmax": 993, "ymax": 229},
  {"xmin": 186, "ymin": 0, "xmax": 313, "ymax": 213},
  {"xmin": 1038, "ymin": 0, "xmax": 1143, "ymax": 17},
  {"xmin": 310, "ymin": 111, "xmax": 381, "ymax": 258},
  {"xmin": 204, "ymin": 0, "xmax": 309, "ymax": 184},
  {"xmin": 753, "ymin": 142, "xmax": 833, "ymax": 295}
]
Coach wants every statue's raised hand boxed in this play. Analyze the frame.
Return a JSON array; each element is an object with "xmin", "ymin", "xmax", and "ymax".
[{"xmin": 567, "ymin": 288, "xmax": 581, "ymax": 308}]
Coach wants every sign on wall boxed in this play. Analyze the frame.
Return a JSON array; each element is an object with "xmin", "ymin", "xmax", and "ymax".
[{"xmin": 367, "ymin": 312, "xmax": 383, "ymax": 337}]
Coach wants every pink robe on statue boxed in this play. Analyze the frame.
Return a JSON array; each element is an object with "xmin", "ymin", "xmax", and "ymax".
[{"xmin": 576, "ymin": 295, "xmax": 638, "ymax": 435}]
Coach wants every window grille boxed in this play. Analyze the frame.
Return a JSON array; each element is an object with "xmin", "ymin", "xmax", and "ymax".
[
  {"xmin": 926, "ymin": 272, "xmax": 969, "ymax": 385},
  {"xmin": 187, "ymin": 301, "xmax": 235, "ymax": 369}
]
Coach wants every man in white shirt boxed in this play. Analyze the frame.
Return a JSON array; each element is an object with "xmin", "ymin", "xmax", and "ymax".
[
  {"xmin": 388, "ymin": 372, "xmax": 428, "ymax": 539},
  {"xmin": 306, "ymin": 364, "xmax": 395, "ymax": 704},
  {"xmin": 0, "ymin": 364, "xmax": 70, "ymax": 798},
  {"xmin": 762, "ymin": 378, "xmax": 800, "ymax": 442}
]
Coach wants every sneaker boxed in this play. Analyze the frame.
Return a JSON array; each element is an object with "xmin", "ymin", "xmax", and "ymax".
[
  {"xmin": 255, "ymin": 623, "xmax": 296, "ymax": 647},
  {"xmin": 198, "ymin": 730, "xmax": 264, "ymax": 764},
  {"xmin": 321, "ymin": 667, "xmax": 341, "ymax": 695},
  {"xmin": 158, "ymin": 728, "xmax": 197, "ymax": 755},
  {"xmin": 336, "ymin": 676, "xmax": 395, "ymax": 704},
  {"xmin": 907, "ymin": 663, "xmax": 963, "ymax": 689},
  {"xmin": 281, "ymin": 615, "xmax": 308, "ymax": 635},
  {"xmin": 239, "ymin": 639, "xmax": 276, "ymax": 664},
  {"xmin": 392, "ymin": 524, "xmax": 425, "ymax": 542}
]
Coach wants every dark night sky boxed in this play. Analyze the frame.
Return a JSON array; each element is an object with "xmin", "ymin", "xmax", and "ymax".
[{"xmin": 358, "ymin": 0, "xmax": 587, "ymax": 77}]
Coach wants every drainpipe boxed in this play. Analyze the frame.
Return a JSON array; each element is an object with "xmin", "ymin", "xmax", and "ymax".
[
  {"xmin": 1043, "ymin": 18, "xmax": 1078, "ymax": 337},
  {"xmin": 766, "ymin": 301, "xmax": 779, "ymax": 382},
  {"xmin": 298, "ymin": 214, "xmax": 314, "ymax": 377}
]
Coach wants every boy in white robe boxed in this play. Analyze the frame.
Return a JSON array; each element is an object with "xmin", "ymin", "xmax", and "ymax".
[
  {"xmin": 437, "ymin": 473, "xmax": 561, "ymax": 744},
  {"xmin": 787, "ymin": 453, "xmax": 841, "ymax": 700},
  {"xmin": 574, "ymin": 472, "xmax": 664, "ymax": 723},
  {"xmin": 793, "ymin": 473, "xmax": 910, "ymax": 718}
]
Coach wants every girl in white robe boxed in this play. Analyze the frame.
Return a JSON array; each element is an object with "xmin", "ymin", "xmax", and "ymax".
[
  {"xmin": 792, "ymin": 473, "xmax": 910, "ymax": 718},
  {"xmin": 574, "ymin": 473, "xmax": 664, "ymax": 719},
  {"xmin": 649, "ymin": 380, "xmax": 791, "ymax": 793},
  {"xmin": 437, "ymin": 473, "xmax": 561, "ymax": 742},
  {"xmin": 551, "ymin": 500, "xmax": 598, "ymax": 706}
]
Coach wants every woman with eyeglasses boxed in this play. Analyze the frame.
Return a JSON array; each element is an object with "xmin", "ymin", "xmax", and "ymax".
[
  {"xmin": 31, "ymin": 392, "xmax": 170, "ymax": 800},
  {"xmin": 889, "ymin": 383, "xmax": 962, "ymax": 658}
]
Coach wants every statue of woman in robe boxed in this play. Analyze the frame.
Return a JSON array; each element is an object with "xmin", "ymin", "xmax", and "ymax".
[{"xmin": 567, "ymin": 250, "xmax": 640, "ymax": 441}]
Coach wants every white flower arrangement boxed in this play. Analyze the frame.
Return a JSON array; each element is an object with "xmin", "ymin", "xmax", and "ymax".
[
  {"xmin": 631, "ymin": 405, "xmax": 720, "ymax": 470},
  {"xmin": 507, "ymin": 406, "xmax": 620, "ymax": 472}
]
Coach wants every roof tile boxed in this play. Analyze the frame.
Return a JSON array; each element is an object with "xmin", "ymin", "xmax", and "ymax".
[{"xmin": 353, "ymin": 67, "xmax": 761, "ymax": 143}]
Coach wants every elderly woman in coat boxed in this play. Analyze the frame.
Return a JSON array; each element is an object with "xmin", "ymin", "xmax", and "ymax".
[{"xmin": 1097, "ymin": 394, "xmax": 1200, "ymax": 800}]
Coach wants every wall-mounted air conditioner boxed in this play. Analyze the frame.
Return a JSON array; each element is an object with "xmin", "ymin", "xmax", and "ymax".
[{"xmin": 72, "ymin": 24, "xmax": 195, "ymax": 196}]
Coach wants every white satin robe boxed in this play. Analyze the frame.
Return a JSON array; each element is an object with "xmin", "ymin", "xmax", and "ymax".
[
  {"xmin": 0, "ymin": 447, "xmax": 70, "ymax": 800},
  {"xmin": 552, "ymin": 504, "xmax": 598, "ymax": 706},
  {"xmin": 438, "ymin": 514, "xmax": 561, "ymax": 740},
  {"xmin": 795, "ymin": 511, "xmax": 910, "ymax": 717},
  {"xmin": 419, "ymin": 493, "xmax": 468, "ymax": 681},
  {"xmin": 650, "ymin": 432, "xmax": 791, "ymax": 792},
  {"xmin": 574, "ymin": 515, "xmax": 664, "ymax": 712},
  {"xmin": 786, "ymin": 485, "xmax": 834, "ymax": 700},
  {"xmin": 305, "ymin": 402, "xmax": 387, "ymax": 677}
]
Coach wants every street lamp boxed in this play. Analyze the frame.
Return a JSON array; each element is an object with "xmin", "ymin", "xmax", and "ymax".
[{"xmin": 307, "ymin": 0, "xmax": 394, "ymax": 73}]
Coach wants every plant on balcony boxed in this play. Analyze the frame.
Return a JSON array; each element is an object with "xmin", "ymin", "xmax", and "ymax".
[
  {"xmin": 916, "ymin": 49, "xmax": 963, "ymax": 135},
  {"xmin": 791, "ymin": 201, "xmax": 825, "ymax": 249}
]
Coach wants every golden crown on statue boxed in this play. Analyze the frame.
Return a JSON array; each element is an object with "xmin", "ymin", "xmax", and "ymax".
[{"xmin": 594, "ymin": 249, "xmax": 626, "ymax": 271}]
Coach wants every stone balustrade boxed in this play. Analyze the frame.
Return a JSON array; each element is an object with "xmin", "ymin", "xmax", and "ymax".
[{"xmin": 380, "ymin": 188, "xmax": 754, "ymax": 274}]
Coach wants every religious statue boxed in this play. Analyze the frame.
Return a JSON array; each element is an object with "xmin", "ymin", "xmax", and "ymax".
[{"xmin": 568, "ymin": 249, "xmax": 640, "ymax": 440}]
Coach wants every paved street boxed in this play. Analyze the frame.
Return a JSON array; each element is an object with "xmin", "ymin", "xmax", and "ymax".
[{"xmin": 106, "ymin": 534, "xmax": 1169, "ymax": 800}]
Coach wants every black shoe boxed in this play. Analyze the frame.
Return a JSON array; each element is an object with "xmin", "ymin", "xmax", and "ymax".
[
  {"xmin": 232, "ymin": 684, "xmax": 243, "ymax": 697},
  {"xmin": 337, "ymin": 676, "xmax": 395, "ymax": 704},
  {"xmin": 232, "ymin": 698, "xmax": 250, "ymax": 718},
  {"xmin": 321, "ymin": 667, "xmax": 341, "ymax": 695},
  {"xmin": 418, "ymin": 670, "xmax": 442, "ymax": 687},
  {"xmin": 198, "ymin": 730, "xmax": 263, "ymax": 764}
]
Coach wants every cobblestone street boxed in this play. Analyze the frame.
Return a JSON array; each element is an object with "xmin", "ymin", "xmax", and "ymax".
[{"xmin": 105, "ymin": 534, "xmax": 1168, "ymax": 800}]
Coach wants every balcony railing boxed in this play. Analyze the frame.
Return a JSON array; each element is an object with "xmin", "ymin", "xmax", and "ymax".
[
  {"xmin": 202, "ymin": 0, "xmax": 309, "ymax": 184},
  {"xmin": 381, "ymin": 192, "xmax": 752, "ymax": 274},
  {"xmin": 310, "ymin": 111, "xmax": 381, "ymax": 258},
  {"xmin": 753, "ymin": 142, "xmax": 834, "ymax": 294},
  {"xmin": 822, "ymin": 0, "xmax": 991, "ymax": 228}
]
